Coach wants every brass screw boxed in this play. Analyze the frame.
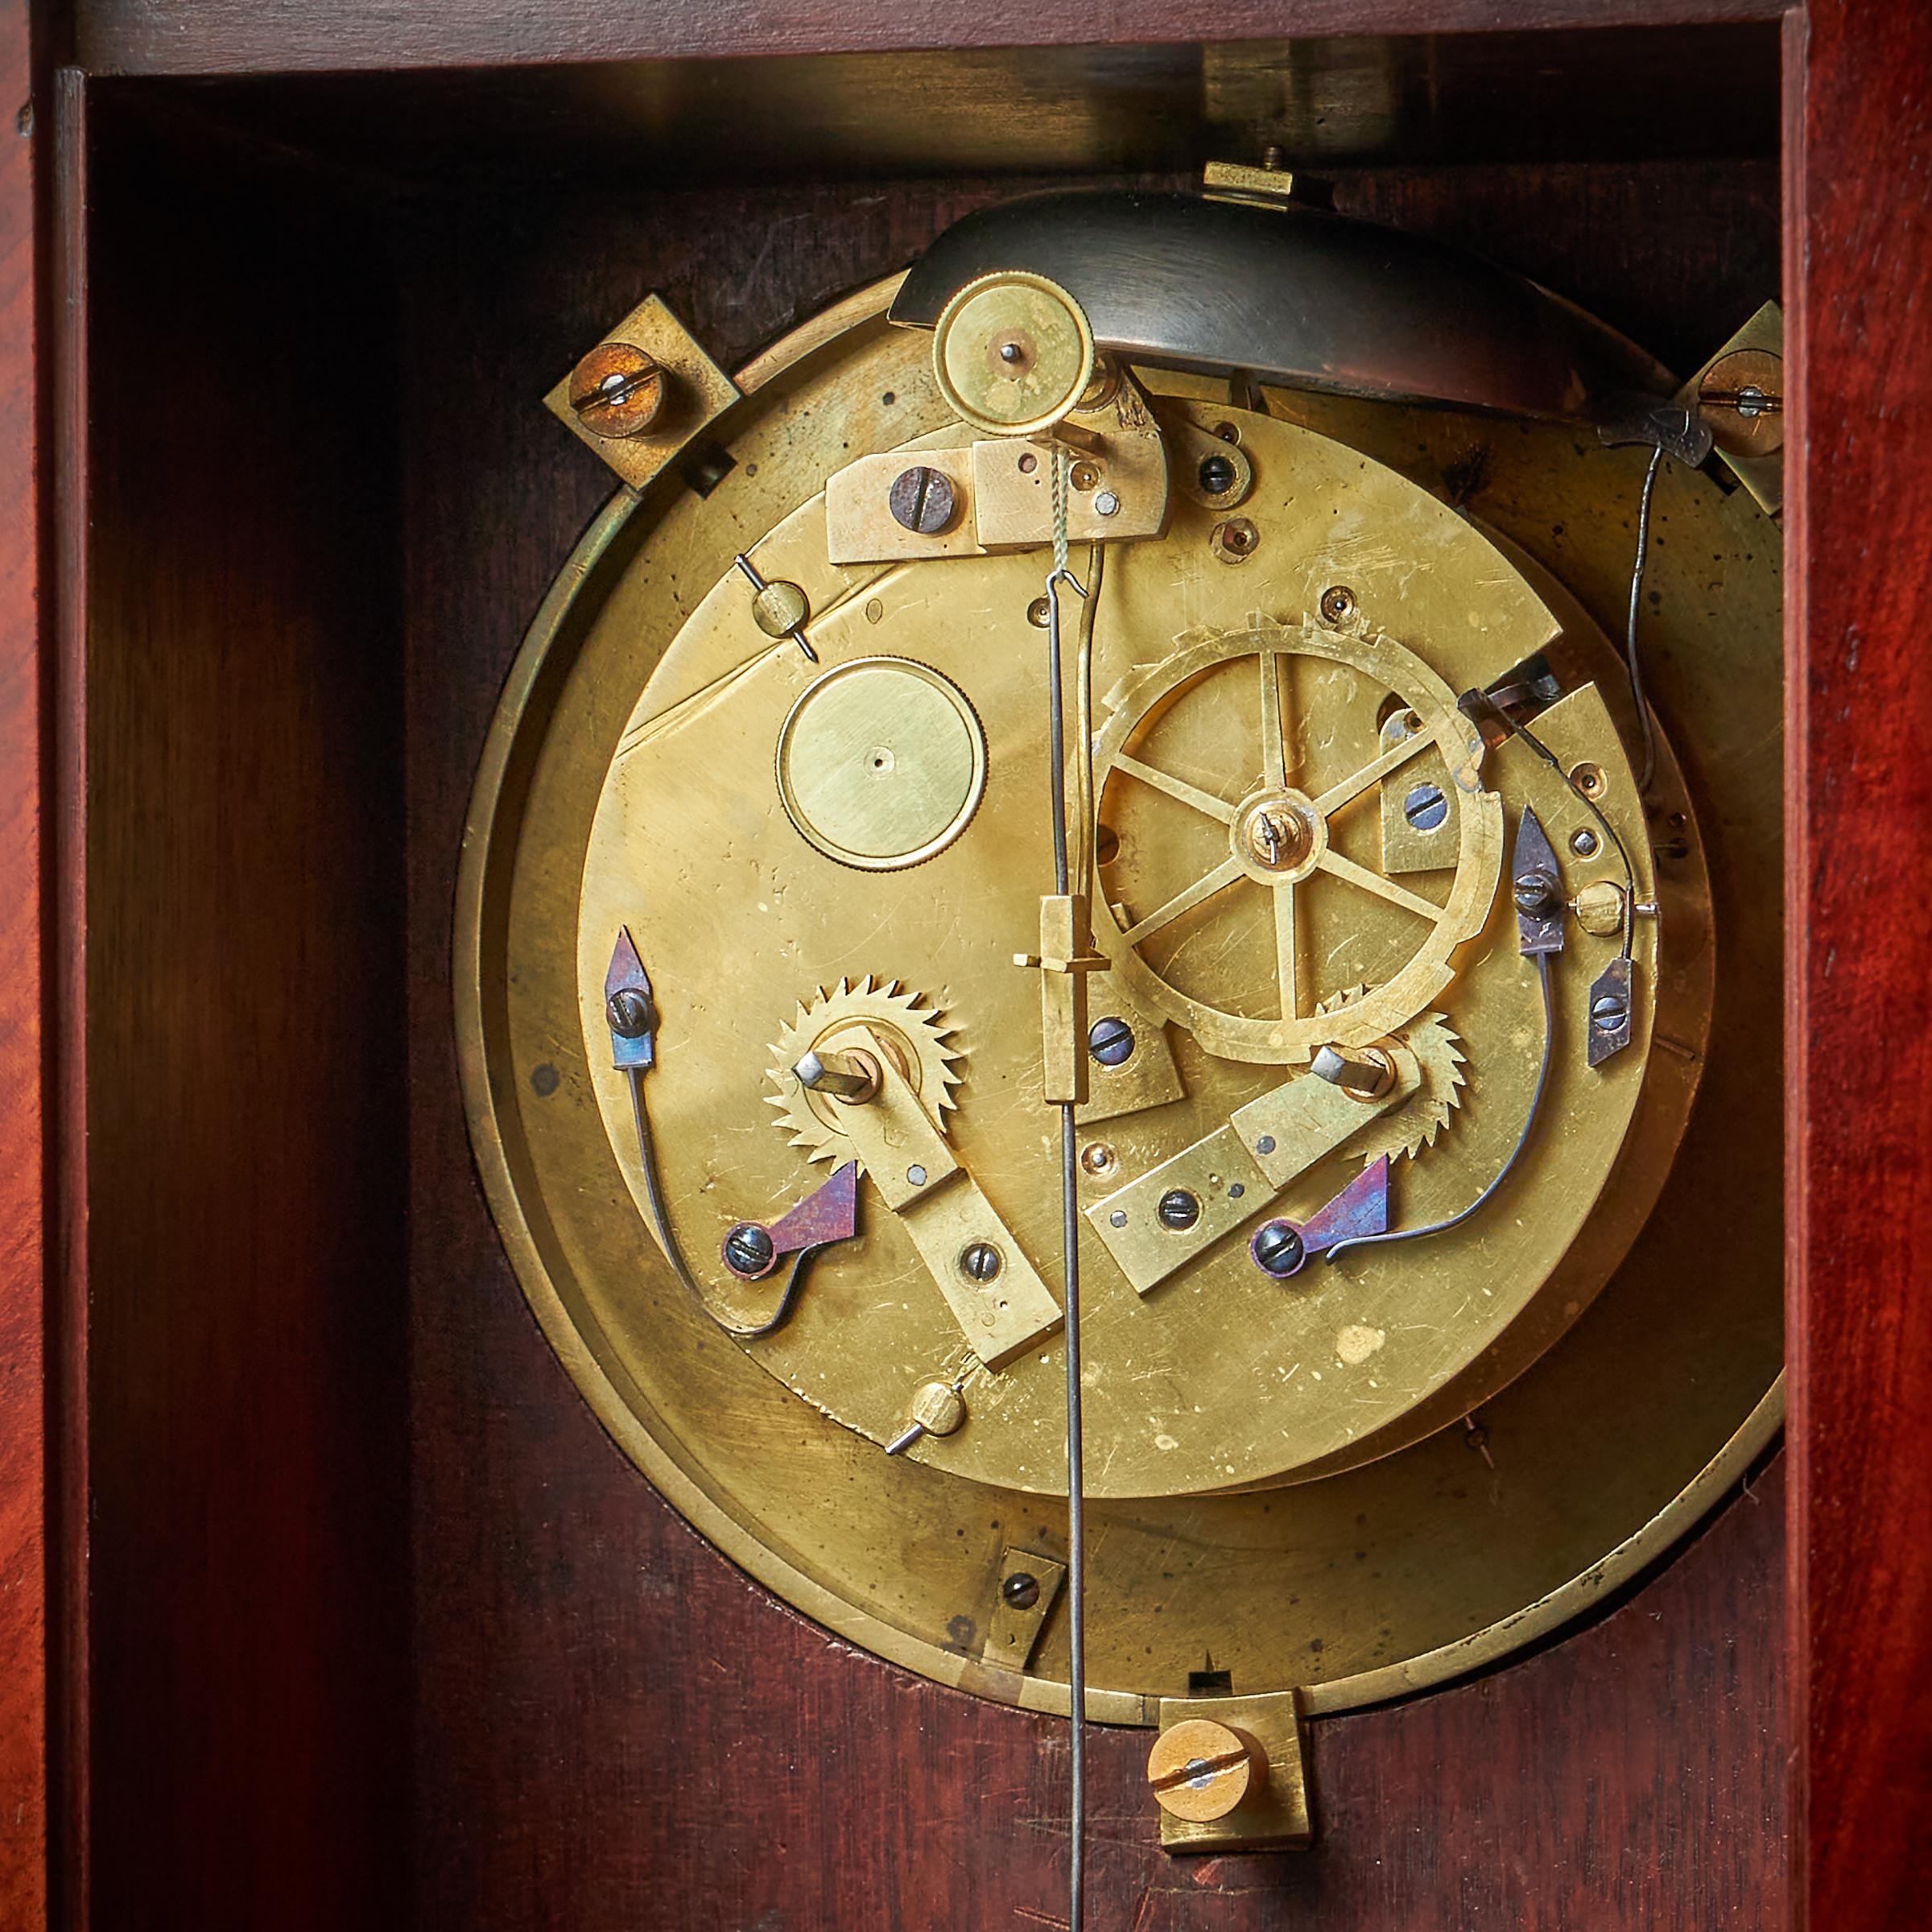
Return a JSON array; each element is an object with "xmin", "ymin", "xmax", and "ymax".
[
  {"xmin": 960, "ymin": 1241, "xmax": 1004, "ymax": 1284},
  {"xmin": 1252, "ymin": 1220, "xmax": 1306, "ymax": 1278},
  {"xmin": 1147, "ymin": 1718, "xmax": 1258, "ymax": 1823},
  {"xmin": 1198, "ymin": 452, "xmax": 1238, "ymax": 497},
  {"xmin": 722, "ymin": 1223, "xmax": 776, "ymax": 1278},
  {"xmin": 1513, "ymin": 869, "xmax": 1562, "ymax": 917},
  {"xmin": 568, "ymin": 342, "xmax": 667, "ymax": 440},
  {"xmin": 1158, "ymin": 1189, "xmax": 1201, "ymax": 1230},
  {"xmin": 1591, "ymin": 987, "xmax": 1631, "ymax": 1030},
  {"xmin": 1404, "ymin": 783, "xmax": 1448, "ymax": 832}
]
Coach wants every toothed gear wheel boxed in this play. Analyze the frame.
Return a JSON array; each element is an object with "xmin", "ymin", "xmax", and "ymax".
[
  {"xmin": 1089, "ymin": 610, "xmax": 1502, "ymax": 1065},
  {"xmin": 766, "ymin": 978, "xmax": 962, "ymax": 1164},
  {"xmin": 1317, "ymin": 987, "xmax": 1467, "ymax": 1163}
]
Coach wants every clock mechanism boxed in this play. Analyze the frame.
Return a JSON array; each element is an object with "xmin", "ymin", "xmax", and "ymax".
[{"xmin": 459, "ymin": 176, "xmax": 1781, "ymax": 1866}]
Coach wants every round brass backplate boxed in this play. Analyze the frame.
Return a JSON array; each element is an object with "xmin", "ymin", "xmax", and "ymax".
[
  {"xmin": 774, "ymin": 656, "xmax": 986, "ymax": 870},
  {"xmin": 456, "ymin": 276, "xmax": 1782, "ymax": 1726}
]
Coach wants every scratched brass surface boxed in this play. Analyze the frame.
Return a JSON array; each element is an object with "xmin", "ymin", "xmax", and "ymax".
[
  {"xmin": 573, "ymin": 398, "xmax": 1691, "ymax": 1499},
  {"xmin": 457, "ymin": 278, "xmax": 1782, "ymax": 1719}
]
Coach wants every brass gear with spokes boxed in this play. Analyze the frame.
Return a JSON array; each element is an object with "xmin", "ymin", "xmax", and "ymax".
[{"xmin": 1091, "ymin": 612, "xmax": 1505, "ymax": 1065}]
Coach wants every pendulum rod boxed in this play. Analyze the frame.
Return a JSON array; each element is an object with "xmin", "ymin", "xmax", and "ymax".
[{"xmin": 1044, "ymin": 445, "xmax": 1090, "ymax": 1932}]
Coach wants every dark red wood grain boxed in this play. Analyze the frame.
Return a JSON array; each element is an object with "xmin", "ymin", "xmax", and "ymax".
[
  {"xmin": 0, "ymin": 0, "xmax": 46, "ymax": 1925},
  {"xmin": 1785, "ymin": 6, "xmax": 1932, "ymax": 1930},
  {"xmin": 71, "ymin": 0, "xmax": 1784, "ymax": 80},
  {"xmin": 47, "ymin": 68, "xmax": 87, "ymax": 1932},
  {"xmin": 74, "ymin": 90, "xmax": 411, "ymax": 1932}
]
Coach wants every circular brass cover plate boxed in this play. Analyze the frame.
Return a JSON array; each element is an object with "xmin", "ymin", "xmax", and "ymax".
[
  {"xmin": 456, "ymin": 279, "xmax": 1783, "ymax": 1723},
  {"xmin": 775, "ymin": 656, "xmax": 986, "ymax": 869}
]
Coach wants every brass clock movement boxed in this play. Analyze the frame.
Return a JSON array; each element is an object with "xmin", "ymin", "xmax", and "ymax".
[{"xmin": 457, "ymin": 171, "xmax": 1782, "ymax": 1879}]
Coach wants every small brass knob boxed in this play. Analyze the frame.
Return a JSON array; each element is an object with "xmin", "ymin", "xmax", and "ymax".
[
  {"xmin": 750, "ymin": 577, "xmax": 811, "ymax": 639},
  {"xmin": 909, "ymin": 1379, "xmax": 966, "ymax": 1439},
  {"xmin": 1573, "ymin": 880, "xmax": 1629, "ymax": 937}
]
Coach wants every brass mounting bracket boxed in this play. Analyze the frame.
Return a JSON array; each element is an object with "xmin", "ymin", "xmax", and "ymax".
[
  {"xmin": 1677, "ymin": 299, "xmax": 1783, "ymax": 518},
  {"xmin": 1150, "ymin": 1688, "xmax": 1314, "ymax": 1853},
  {"xmin": 545, "ymin": 295, "xmax": 741, "ymax": 492}
]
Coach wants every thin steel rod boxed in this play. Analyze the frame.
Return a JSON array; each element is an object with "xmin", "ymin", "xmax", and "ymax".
[
  {"xmin": 1046, "ymin": 448, "xmax": 1086, "ymax": 1932},
  {"xmin": 1059, "ymin": 1096, "xmax": 1084, "ymax": 1930},
  {"xmin": 1623, "ymin": 445, "xmax": 1663, "ymax": 794}
]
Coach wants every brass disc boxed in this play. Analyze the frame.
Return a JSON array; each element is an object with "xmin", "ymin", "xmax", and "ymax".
[
  {"xmin": 931, "ymin": 270, "xmax": 1096, "ymax": 436},
  {"xmin": 774, "ymin": 656, "xmax": 986, "ymax": 870},
  {"xmin": 575, "ymin": 419, "xmax": 1682, "ymax": 1498}
]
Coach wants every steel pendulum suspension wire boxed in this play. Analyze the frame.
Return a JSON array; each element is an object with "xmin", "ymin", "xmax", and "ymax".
[
  {"xmin": 1623, "ymin": 444, "xmax": 1665, "ymax": 795},
  {"xmin": 1045, "ymin": 444, "xmax": 1088, "ymax": 1932}
]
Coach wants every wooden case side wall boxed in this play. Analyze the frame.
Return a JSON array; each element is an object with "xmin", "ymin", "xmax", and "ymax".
[
  {"xmin": 72, "ymin": 89, "xmax": 413, "ymax": 1932},
  {"xmin": 1785, "ymin": 6, "xmax": 1932, "ymax": 1930},
  {"xmin": 0, "ymin": 0, "xmax": 47, "ymax": 1926}
]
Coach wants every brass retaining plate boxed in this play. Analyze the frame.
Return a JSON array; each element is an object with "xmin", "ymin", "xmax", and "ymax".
[
  {"xmin": 543, "ymin": 294, "xmax": 741, "ymax": 491},
  {"xmin": 1152, "ymin": 1692, "xmax": 1312, "ymax": 1852}
]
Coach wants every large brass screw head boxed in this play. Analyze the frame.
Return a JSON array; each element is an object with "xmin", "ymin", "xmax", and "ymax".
[
  {"xmin": 1147, "ymin": 1718, "xmax": 1261, "ymax": 1823},
  {"xmin": 568, "ymin": 341, "xmax": 667, "ymax": 440}
]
